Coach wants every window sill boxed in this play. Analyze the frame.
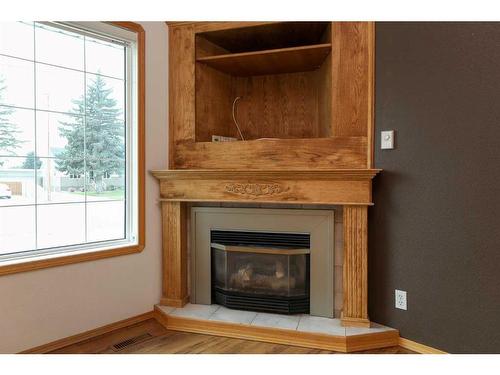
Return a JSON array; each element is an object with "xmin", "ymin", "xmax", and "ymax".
[{"xmin": 0, "ymin": 242, "xmax": 145, "ymax": 276}]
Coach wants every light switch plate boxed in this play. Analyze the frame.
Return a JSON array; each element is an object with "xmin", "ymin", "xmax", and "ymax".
[
  {"xmin": 381, "ymin": 130, "xmax": 395, "ymax": 149},
  {"xmin": 395, "ymin": 289, "xmax": 407, "ymax": 310}
]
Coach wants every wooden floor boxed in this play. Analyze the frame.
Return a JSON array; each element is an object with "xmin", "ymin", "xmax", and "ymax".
[{"xmin": 51, "ymin": 319, "xmax": 415, "ymax": 354}]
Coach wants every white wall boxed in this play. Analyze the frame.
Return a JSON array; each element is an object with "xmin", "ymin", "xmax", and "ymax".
[{"xmin": 0, "ymin": 22, "xmax": 168, "ymax": 353}]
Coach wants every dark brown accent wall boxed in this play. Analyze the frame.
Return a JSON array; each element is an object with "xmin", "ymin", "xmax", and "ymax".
[{"xmin": 370, "ymin": 22, "xmax": 500, "ymax": 353}]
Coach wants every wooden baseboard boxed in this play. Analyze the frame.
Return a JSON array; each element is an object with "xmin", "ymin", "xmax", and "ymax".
[
  {"xmin": 398, "ymin": 337, "xmax": 447, "ymax": 354},
  {"xmin": 154, "ymin": 305, "xmax": 399, "ymax": 353},
  {"xmin": 347, "ymin": 330, "xmax": 400, "ymax": 352},
  {"xmin": 159, "ymin": 296, "xmax": 189, "ymax": 308},
  {"xmin": 20, "ymin": 311, "xmax": 155, "ymax": 354}
]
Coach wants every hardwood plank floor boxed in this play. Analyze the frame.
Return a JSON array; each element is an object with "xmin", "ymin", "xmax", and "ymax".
[{"xmin": 50, "ymin": 319, "xmax": 415, "ymax": 354}]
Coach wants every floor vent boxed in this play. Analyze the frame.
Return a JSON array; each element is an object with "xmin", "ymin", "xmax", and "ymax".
[{"xmin": 111, "ymin": 333, "xmax": 153, "ymax": 351}]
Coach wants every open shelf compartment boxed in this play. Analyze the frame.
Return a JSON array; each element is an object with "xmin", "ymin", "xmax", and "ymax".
[{"xmin": 195, "ymin": 22, "xmax": 333, "ymax": 142}]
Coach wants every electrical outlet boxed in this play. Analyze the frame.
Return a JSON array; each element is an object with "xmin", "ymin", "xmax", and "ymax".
[
  {"xmin": 212, "ymin": 135, "xmax": 238, "ymax": 142},
  {"xmin": 395, "ymin": 289, "xmax": 407, "ymax": 310}
]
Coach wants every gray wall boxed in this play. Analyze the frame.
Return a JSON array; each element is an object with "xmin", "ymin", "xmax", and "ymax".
[{"xmin": 370, "ymin": 22, "xmax": 500, "ymax": 353}]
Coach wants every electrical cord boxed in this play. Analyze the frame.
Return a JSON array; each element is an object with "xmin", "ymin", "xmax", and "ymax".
[{"xmin": 232, "ymin": 96, "xmax": 245, "ymax": 141}]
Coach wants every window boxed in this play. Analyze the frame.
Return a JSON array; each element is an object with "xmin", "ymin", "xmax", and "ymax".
[{"xmin": 0, "ymin": 22, "xmax": 144, "ymax": 271}]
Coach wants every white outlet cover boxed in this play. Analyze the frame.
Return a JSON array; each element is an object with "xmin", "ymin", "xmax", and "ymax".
[
  {"xmin": 395, "ymin": 289, "xmax": 407, "ymax": 310},
  {"xmin": 381, "ymin": 130, "xmax": 395, "ymax": 149}
]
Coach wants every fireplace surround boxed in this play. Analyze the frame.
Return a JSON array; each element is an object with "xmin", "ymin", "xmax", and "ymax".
[
  {"xmin": 153, "ymin": 168, "xmax": 380, "ymax": 327},
  {"xmin": 190, "ymin": 207, "xmax": 335, "ymax": 318}
]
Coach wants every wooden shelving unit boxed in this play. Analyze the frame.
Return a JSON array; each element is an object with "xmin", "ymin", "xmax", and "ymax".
[
  {"xmin": 169, "ymin": 21, "xmax": 375, "ymax": 169},
  {"xmin": 194, "ymin": 23, "xmax": 333, "ymax": 142},
  {"xmin": 196, "ymin": 43, "xmax": 332, "ymax": 76}
]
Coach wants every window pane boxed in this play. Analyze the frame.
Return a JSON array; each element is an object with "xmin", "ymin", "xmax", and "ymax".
[
  {"xmin": 86, "ymin": 74, "xmax": 124, "ymax": 120},
  {"xmin": 36, "ymin": 63, "xmax": 84, "ymax": 114},
  {"xmin": 37, "ymin": 203, "xmax": 85, "ymax": 249},
  {"xmin": 0, "ymin": 107, "xmax": 35, "ymax": 157},
  {"xmin": 0, "ymin": 21, "xmax": 34, "ymax": 60},
  {"xmin": 0, "ymin": 205, "xmax": 36, "ymax": 254},
  {"xmin": 0, "ymin": 22, "xmax": 133, "ymax": 259},
  {"xmin": 87, "ymin": 201, "xmax": 124, "ymax": 242},
  {"xmin": 36, "ymin": 111, "xmax": 82, "ymax": 157},
  {"xmin": 37, "ymin": 157, "xmax": 85, "ymax": 204},
  {"xmin": 0, "ymin": 157, "xmax": 35, "ymax": 206},
  {"xmin": 85, "ymin": 37, "xmax": 125, "ymax": 79},
  {"xmin": 0, "ymin": 55, "xmax": 34, "ymax": 108},
  {"xmin": 35, "ymin": 23, "xmax": 84, "ymax": 71}
]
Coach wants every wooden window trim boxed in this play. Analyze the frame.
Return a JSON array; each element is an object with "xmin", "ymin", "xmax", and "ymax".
[{"xmin": 0, "ymin": 22, "xmax": 146, "ymax": 277}]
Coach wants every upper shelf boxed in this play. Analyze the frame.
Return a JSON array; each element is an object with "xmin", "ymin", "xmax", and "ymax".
[
  {"xmin": 199, "ymin": 22, "xmax": 331, "ymax": 53},
  {"xmin": 196, "ymin": 43, "xmax": 332, "ymax": 77}
]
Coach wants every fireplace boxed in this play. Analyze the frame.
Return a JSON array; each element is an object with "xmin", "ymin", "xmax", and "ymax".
[
  {"xmin": 189, "ymin": 207, "xmax": 335, "ymax": 318},
  {"xmin": 210, "ymin": 230, "xmax": 311, "ymax": 314}
]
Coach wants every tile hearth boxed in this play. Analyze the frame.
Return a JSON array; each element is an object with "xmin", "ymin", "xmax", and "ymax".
[{"xmin": 157, "ymin": 303, "xmax": 396, "ymax": 337}]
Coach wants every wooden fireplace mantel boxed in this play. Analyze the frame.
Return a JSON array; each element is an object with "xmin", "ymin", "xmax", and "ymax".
[
  {"xmin": 151, "ymin": 169, "xmax": 380, "ymax": 205},
  {"xmin": 152, "ymin": 168, "xmax": 380, "ymax": 328}
]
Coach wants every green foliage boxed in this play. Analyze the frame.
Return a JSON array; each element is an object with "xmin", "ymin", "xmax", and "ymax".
[
  {"xmin": 56, "ymin": 74, "xmax": 124, "ymax": 192},
  {"xmin": 21, "ymin": 151, "xmax": 42, "ymax": 169},
  {"xmin": 0, "ymin": 78, "xmax": 22, "ymax": 160}
]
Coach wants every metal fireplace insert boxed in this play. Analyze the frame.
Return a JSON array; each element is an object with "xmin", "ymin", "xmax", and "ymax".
[{"xmin": 211, "ymin": 230, "xmax": 310, "ymax": 314}]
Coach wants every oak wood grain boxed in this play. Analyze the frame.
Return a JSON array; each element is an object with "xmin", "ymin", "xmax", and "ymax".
[
  {"xmin": 152, "ymin": 168, "xmax": 380, "ymax": 181},
  {"xmin": 173, "ymin": 137, "xmax": 368, "ymax": 170},
  {"xmin": 331, "ymin": 22, "xmax": 373, "ymax": 140},
  {"xmin": 230, "ymin": 71, "xmax": 322, "ymax": 140},
  {"xmin": 341, "ymin": 205, "xmax": 370, "ymax": 327},
  {"xmin": 317, "ymin": 50, "xmax": 333, "ymax": 137},
  {"xmin": 398, "ymin": 338, "xmax": 447, "ymax": 354},
  {"xmin": 168, "ymin": 23, "xmax": 195, "ymax": 168},
  {"xmin": 152, "ymin": 168, "xmax": 379, "ymax": 205},
  {"xmin": 159, "ymin": 179, "xmax": 373, "ymax": 205},
  {"xmin": 197, "ymin": 44, "xmax": 331, "ymax": 76},
  {"xmin": 195, "ymin": 63, "xmax": 235, "ymax": 141},
  {"xmin": 161, "ymin": 202, "xmax": 188, "ymax": 307}
]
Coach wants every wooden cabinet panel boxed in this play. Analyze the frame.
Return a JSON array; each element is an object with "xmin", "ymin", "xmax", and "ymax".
[
  {"xmin": 331, "ymin": 22, "xmax": 374, "ymax": 140},
  {"xmin": 341, "ymin": 205, "xmax": 370, "ymax": 327},
  {"xmin": 173, "ymin": 137, "xmax": 367, "ymax": 170},
  {"xmin": 169, "ymin": 24, "xmax": 196, "ymax": 168},
  {"xmin": 161, "ymin": 201, "xmax": 189, "ymax": 307}
]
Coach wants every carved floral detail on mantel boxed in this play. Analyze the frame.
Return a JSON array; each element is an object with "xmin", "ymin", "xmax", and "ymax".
[{"xmin": 225, "ymin": 183, "xmax": 286, "ymax": 196}]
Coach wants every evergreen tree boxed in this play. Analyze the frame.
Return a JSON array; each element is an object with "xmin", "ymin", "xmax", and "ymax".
[
  {"xmin": 0, "ymin": 78, "xmax": 22, "ymax": 165},
  {"xmin": 56, "ymin": 74, "xmax": 124, "ymax": 193},
  {"xmin": 21, "ymin": 151, "xmax": 42, "ymax": 169}
]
